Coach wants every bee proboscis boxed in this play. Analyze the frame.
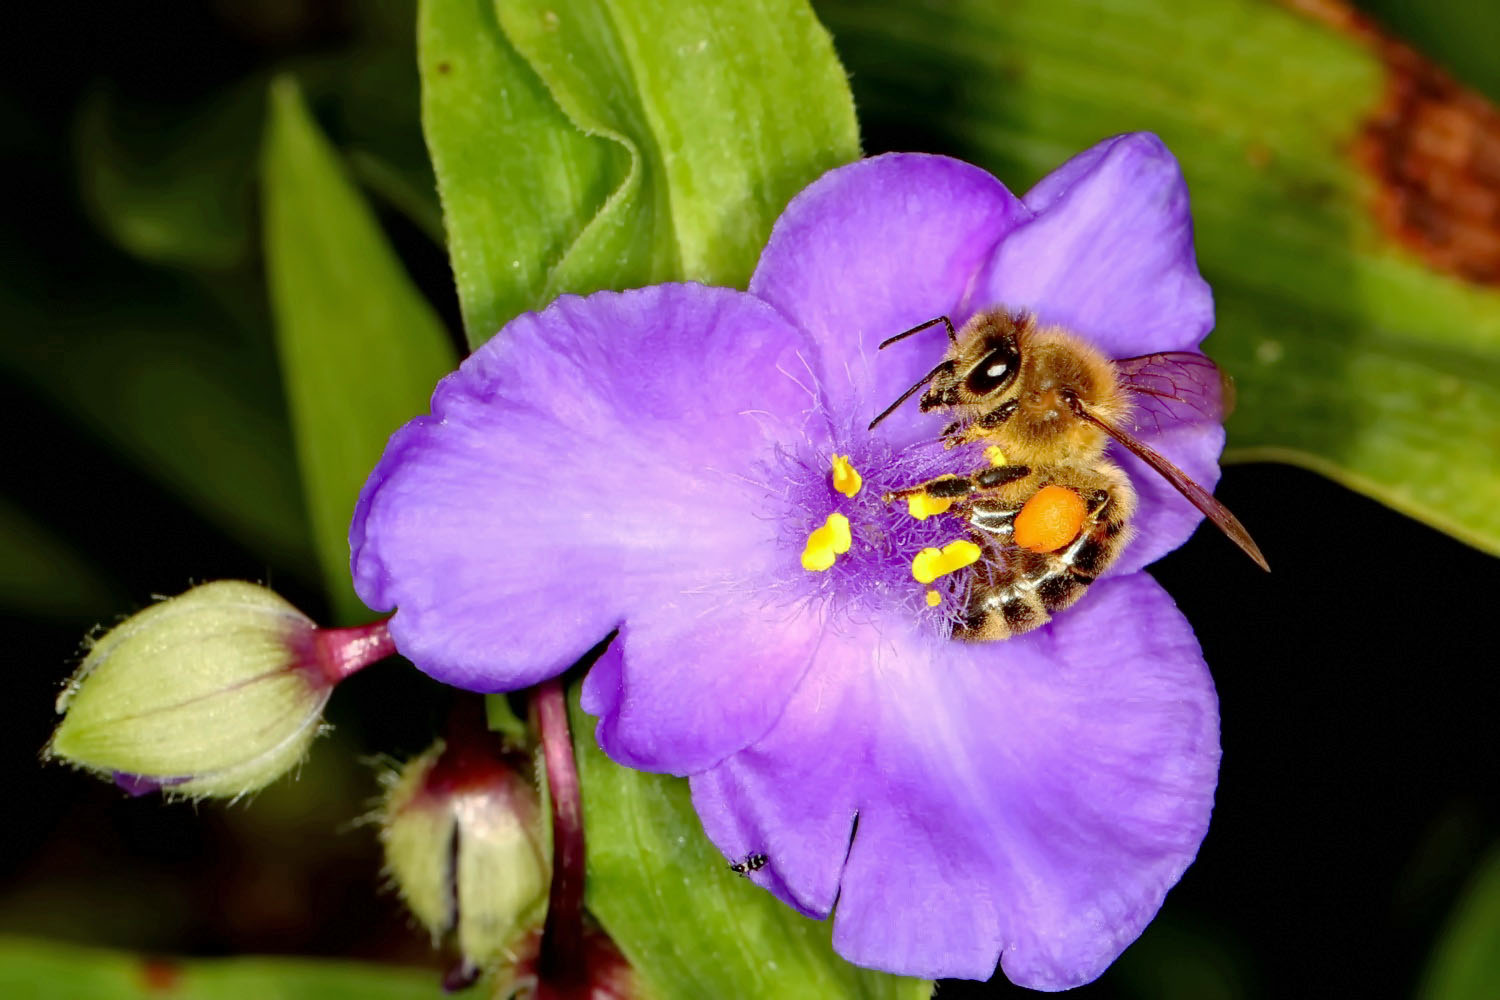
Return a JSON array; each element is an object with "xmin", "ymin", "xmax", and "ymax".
[{"xmin": 871, "ymin": 308, "xmax": 1267, "ymax": 640}]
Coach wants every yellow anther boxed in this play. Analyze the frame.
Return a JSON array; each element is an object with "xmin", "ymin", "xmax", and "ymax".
[
  {"xmin": 925, "ymin": 589, "xmax": 942, "ymax": 607},
  {"xmin": 903, "ymin": 475, "xmax": 957, "ymax": 520},
  {"xmin": 801, "ymin": 513, "xmax": 852, "ymax": 572},
  {"xmin": 831, "ymin": 455, "xmax": 863, "ymax": 498},
  {"xmin": 911, "ymin": 539, "xmax": 982, "ymax": 584},
  {"xmin": 906, "ymin": 493, "xmax": 955, "ymax": 520},
  {"xmin": 985, "ymin": 445, "xmax": 1008, "ymax": 467}
]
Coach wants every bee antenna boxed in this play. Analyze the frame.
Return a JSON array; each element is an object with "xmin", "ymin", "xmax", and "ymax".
[
  {"xmin": 868, "ymin": 359, "xmax": 951, "ymax": 431},
  {"xmin": 878, "ymin": 316, "xmax": 957, "ymax": 350}
]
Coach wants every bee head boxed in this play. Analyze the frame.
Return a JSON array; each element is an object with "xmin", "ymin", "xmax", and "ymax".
[
  {"xmin": 918, "ymin": 312, "xmax": 1025, "ymax": 412},
  {"xmin": 867, "ymin": 309, "xmax": 1030, "ymax": 431}
]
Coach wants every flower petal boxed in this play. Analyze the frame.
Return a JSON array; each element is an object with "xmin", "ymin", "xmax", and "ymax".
[
  {"xmin": 688, "ymin": 574, "xmax": 1219, "ymax": 987},
  {"xmin": 978, "ymin": 133, "xmax": 1214, "ymax": 358},
  {"xmin": 583, "ymin": 600, "xmax": 826, "ymax": 774},
  {"xmin": 351, "ymin": 285, "xmax": 815, "ymax": 691},
  {"xmin": 750, "ymin": 153, "xmax": 1029, "ymax": 446}
]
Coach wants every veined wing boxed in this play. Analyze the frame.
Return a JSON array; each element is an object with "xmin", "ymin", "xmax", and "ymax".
[
  {"xmin": 1114, "ymin": 351, "xmax": 1233, "ymax": 437},
  {"xmin": 1069, "ymin": 393, "xmax": 1269, "ymax": 571}
]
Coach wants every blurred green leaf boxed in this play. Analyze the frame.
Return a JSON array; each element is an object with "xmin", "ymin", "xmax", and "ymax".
[
  {"xmin": 1420, "ymin": 844, "xmax": 1500, "ymax": 1000},
  {"xmin": 0, "ymin": 497, "xmax": 119, "ymax": 618},
  {"xmin": 348, "ymin": 148, "xmax": 445, "ymax": 245},
  {"xmin": 62, "ymin": 43, "xmax": 442, "ymax": 572},
  {"xmin": 0, "ymin": 936, "xmax": 443, "ymax": 1000},
  {"xmin": 77, "ymin": 21, "xmax": 438, "ymax": 273},
  {"xmin": 1356, "ymin": 0, "xmax": 1500, "ymax": 103},
  {"xmin": 295, "ymin": 45, "xmax": 444, "ymax": 242},
  {"xmin": 262, "ymin": 77, "xmax": 458, "ymax": 620},
  {"xmin": 76, "ymin": 86, "xmax": 260, "ymax": 271},
  {"xmin": 818, "ymin": 0, "xmax": 1500, "ymax": 556},
  {"xmin": 1112, "ymin": 914, "xmax": 1253, "ymax": 1000},
  {"xmin": 419, "ymin": 0, "xmax": 860, "ymax": 346},
  {"xmin": 570, "ymin": 689, "xmax": 932, "ymax": 1000},
  {"xmin": 0, "ymin": 284, "xmax": 311, "ymax": 570}
]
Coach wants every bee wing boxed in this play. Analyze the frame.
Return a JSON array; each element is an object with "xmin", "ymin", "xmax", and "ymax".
[
  {"xmin": 1074, "ymin": 402, "xmax": 1270, "ymax": 571},
  {"xmin": 1114, "ymin": 351, "xmax": 1234, "ymax": 437}
]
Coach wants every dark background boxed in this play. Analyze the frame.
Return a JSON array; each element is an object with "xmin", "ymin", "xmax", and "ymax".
[{"xmin": 2, "ymin": 3, "xmax": 1496, "ymax": 998}]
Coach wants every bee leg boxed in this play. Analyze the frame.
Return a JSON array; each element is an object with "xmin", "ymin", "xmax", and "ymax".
[
  {"xmin": 967, "ymin": 501, "xmax": 1021, "ymax": 541},
  {"xmin": 1028, "ymin": 488, "xmax": 1127, "ymax": 607},
  {"xmin": 945, "ymin": 401, "xmax": 1021, "ymax": 446},
  {"xmin": 884, "ymin": 464, "xmax": 1031, "ymax": 504}
]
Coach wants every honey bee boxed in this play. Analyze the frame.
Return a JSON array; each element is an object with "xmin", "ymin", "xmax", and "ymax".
[{"xmin": 870, "ymin": 309, "xmax": 1267, "ymax": 640}]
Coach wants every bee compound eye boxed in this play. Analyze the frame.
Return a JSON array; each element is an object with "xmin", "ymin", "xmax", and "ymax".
[{"xmin": 964, "ymin": 343, "xmax": 1021, "ymax": 397}]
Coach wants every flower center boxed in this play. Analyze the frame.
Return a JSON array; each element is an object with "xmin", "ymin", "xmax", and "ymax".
[{"xmin": 759, "ymin": 431, "xmax": 990, "ymax": 631}]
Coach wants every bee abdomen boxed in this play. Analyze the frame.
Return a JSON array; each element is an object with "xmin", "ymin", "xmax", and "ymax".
[
  {"xmin": 1035, "ymin": 572, "xmax": 1088, "ymax": 610},
  {"xmin": 956, "ymin": 590, "xmax": 1046, "ymax": 641},
  {"xmin": 1065, "ymin": 537, "xmax": 1108, "ymax": 576}
]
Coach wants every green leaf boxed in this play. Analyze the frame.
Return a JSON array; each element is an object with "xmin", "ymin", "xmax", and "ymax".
[
  {"xmin": 1110, "ymin": 914, "xmax": 1254, "ymax": 1000},
  {"xmin": 262, "ymin": 76, "xmax": 459, "ymax": 620},
  {"xmin": 1357, "ymin": 0, "xmax": 1500, "ymax": 103},
  {"xmin": 293, "ymin": 44, "xmax": 445, "ymax": 243},
  {"xmin": 0, "ymin": 497, "xmax": 119, "ymax": 618},
  {"xmin": 817, "ymin": 0, "xmax": 1500, "ymax": 555},
  {"xmin": 484, "ymin": 692, "xmax": 531, "ymax": 746},
  {"xmin": 76, "ymin": 86, "xmax": 261, "ymax": 271},
  {"xmin": 0, "ymin": 284, "xmax": 311, "ymax": 571},
  {"xmin": 1419, "ymin": 844, "xmax": 1500, "ymax": 1000},
  {"xmin": 348, "ymin": 147, "xmax": 445, "ymax": 245},
  {"xmin": 77, "ymin": 26, "xmax": 438, "ymax": 271},
  {"xmin": 0, "ymin": 936, "xmax": 444, "ymax": 1000},
  {"xmin": 570, "ymin": 689, "xmax": 932, "ymax": 1000},
  {"xmin": 419, "ymin": 0, "xmax": 860, "ymax": 346}
]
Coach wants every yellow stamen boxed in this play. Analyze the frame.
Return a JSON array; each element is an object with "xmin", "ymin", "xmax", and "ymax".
[
  {"xmin": 906, "ymin": 493, "xmax": 954, "ymax": 520},
  {"xmin": 911, "ymin": 539, "xmax": 982, "ymax": 584},
  {"xmin": 831, "ymin": 454, "xmax": 862, "ymax": 498},
  {"xmin": 985, "ymin": 445, "xmax": 1008, "ymax": 467},
  {"xmin": 925, "ymin": 589, "xmax": 941, "ymax": 607},
  {"xmin": 905, "ymin": 475, "xmax": 956, "ymax": 520},
  {"xmin": 801, "ymin": 512, "xmax": 852, "ymax": 572}
]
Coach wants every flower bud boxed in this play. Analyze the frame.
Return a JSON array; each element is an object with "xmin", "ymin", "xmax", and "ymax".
[
  {"xmin": 381, "ymin": 723, "xmax": 550, "ymax": 972},
  {"xmin": 47, "ymin": 580, "xmax": 390, "ymax": 799}
]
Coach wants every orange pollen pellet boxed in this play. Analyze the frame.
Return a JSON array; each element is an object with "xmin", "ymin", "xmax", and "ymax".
[{"xmin": 1013, "ymin": 485, "xmax": 1089, "ymax": 553}]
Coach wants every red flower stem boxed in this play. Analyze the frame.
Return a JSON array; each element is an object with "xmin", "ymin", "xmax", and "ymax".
[
  {"xmin": 535, "ymin": 677, "xmax": 587, "ymax": 987},
  {"xmin": 311, "ymin": 619, "xmax": 396, "ymax": 687}
]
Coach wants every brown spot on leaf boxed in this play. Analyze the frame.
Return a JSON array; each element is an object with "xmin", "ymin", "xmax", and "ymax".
[
  {"xmin": 437, "ymin": 61, "xmax": 451, "ymax": 75},
  {"xmin": 139, "ymin": 958, "xmax": 182, "ymax": 993},
  {"xmin": 1288, "ymin": 0, "xmax": 1500, "ymax": 284}
]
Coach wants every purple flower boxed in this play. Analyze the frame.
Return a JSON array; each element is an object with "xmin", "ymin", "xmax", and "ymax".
[{"xmin": 350, "ymin": 133, "xmax": 1221, "ymax": 990}]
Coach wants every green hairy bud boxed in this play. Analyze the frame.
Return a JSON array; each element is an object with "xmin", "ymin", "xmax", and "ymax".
[
  {"xmin": 381, "ymin": 716, "xmax": 550, "ymax": 978},
  {"xmin": 47, "ymin": 580, "xmax": 390, "ymax": 799}
]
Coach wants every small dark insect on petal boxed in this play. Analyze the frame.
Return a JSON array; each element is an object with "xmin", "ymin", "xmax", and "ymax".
[{"xmin": 729, "ymin": 853, "xmax": 768, "ymax": 876}]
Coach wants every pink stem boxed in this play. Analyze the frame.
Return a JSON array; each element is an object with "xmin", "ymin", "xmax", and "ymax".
[
  {"xmin": 310, "ymin": 619, "xmax": 396, "ymax": 687},
  {"xmin": 535, "ymin": 677, "xmax": 587, "ymax": 987}
]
